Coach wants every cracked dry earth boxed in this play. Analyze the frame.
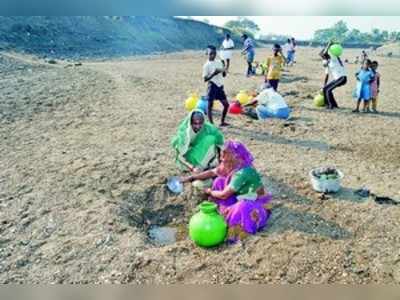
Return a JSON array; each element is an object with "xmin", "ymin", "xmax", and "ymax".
[{"xmin": 1, "ymin": 48, "xmax": 399, "ymax": 283}]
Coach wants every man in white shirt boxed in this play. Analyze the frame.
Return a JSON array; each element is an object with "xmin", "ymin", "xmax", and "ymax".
[
  {"xmin": 220, "ymin": 33, "xmax": 235, "ymax": 72},
  {"xmin": 203, "ymin": 45, "xmax": 229, "ymax": 126}
]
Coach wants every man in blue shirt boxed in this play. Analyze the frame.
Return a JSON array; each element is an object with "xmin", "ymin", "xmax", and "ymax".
[{"xmin": 241, "ymin": 34, "xmax": 256, "ymax": 77}]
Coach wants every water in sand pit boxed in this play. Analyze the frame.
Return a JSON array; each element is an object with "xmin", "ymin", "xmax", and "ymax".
[{"xmin": 148, "ymin": 226, "xmax": 178, "ymax": 246}]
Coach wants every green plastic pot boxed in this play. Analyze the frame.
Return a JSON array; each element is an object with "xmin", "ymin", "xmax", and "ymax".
[
  {"xmin": 314, "ymin": 94, "xmax": 325, "ymax": 107},
  {"xmin": 189, "ymin": 201, "xmax": 227, "ymax": 248},
  {"xmin": 329, "ymin": 44, "xmax": 343, "ymax": 57}
]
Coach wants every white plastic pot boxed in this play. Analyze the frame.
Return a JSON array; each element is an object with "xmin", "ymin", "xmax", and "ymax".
[{"xmin": 309, "ymin": 168, "xmax": 344, "ymax": 193}]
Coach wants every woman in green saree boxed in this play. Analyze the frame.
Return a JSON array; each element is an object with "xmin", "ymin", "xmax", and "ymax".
[{"xmin": 171, "ymin": 109, "xmax": 224, "ymax": 172}]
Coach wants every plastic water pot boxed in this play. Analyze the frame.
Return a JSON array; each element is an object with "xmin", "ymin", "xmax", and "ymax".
[
  {"xmin": 329, "ymin": 44, "xmax": 343, "ymax": 57},
  {"xmin": 189, "ymin": 201, "xmax": 227, "ymax": 247}
]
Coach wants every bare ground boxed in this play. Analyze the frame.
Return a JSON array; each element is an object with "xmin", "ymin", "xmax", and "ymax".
[{"xmin": 0, "ymin": 48, "xmax": 400, "ymax": 283}]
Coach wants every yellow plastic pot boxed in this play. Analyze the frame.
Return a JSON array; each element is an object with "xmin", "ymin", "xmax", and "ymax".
[
  {"xmin": 185, "ymin": 93, "xmax": 199, "ymax": 111},
  {"xmin": 236, "ymin": 90, "xmax": 250, "ymax": 105}
]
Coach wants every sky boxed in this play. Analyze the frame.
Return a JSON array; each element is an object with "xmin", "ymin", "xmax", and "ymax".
[{"xmin": 185, "ymin": 16, "xmax": 400, "ymax": 39}]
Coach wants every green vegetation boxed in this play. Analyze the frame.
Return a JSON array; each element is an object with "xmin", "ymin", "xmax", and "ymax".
[
  {"xmin": 224, "ymin": 17, "xmax": 260, "ymax": 39},
  {"xmin": 313, "ymin": 20, "xmax": 400, "ymax": 44}
]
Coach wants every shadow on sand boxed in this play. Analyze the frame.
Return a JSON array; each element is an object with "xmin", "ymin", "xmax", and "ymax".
[
  {"xmin": 266, "ymin": 205, "xmax": 352, "ymax": 240},
  {"xmin": 263, "ymin": 175, "xmax": 313, "ymax": 205},
  {"xmin": 377, "ymin": 111, "xmax": 400, "ymax": 119},
  {"xmin": 260, "ymin": 177, "xmax": 356, "ymax": 240},
  {"xmin": 303, "ymin": 106, "xmax": 400, "ymax": 120}
]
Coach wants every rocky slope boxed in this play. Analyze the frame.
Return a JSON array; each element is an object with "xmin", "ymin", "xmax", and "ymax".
[{"xmin": 0, "ymin": 16, "xmax": 237, "ymax": 59}]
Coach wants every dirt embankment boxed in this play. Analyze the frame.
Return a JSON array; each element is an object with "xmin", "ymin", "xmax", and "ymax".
[{"xmin": 0, "ymin": 17, "xmax": 235, "ymax": 59}]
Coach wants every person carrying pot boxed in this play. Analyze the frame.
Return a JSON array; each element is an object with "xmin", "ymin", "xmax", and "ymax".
[{"xmin": 319, "ymin": 40, "xmax": 347, "ymax": 109}]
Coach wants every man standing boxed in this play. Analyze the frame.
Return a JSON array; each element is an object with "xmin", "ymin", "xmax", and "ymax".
[
  {"xmin": 220, "ymin": 33, "xmax": 235, "ymax": 72},
  {"xmin": 241, "ymin": 34, "xmax": 255, "ymax": 77},
  {"xmin": 202, "ymin": 45, "xmax": 229, "ymax": 126}
]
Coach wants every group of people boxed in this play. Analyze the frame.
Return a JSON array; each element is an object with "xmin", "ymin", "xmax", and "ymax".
[
  {"xmin": 170, "ymin": 35, "xmax": 383, "ymax": 243},
  {"xmin": 219, "ymin": 34, "xmax": 297, "ymax": 78},
  {"xmin": 353, "ymin": 59, "xmax": 380, "ymax": 113},
  {"xmin": 202, "ymin": 34, "xmax": 294, "ymax": 127},
  {"xmin": 320, "ymin": 41, "xmax": 381, "ymax": 112},
  {"xmin": 218, "ymin": 34, "xmax": 382, "ymax": 115},
  {"xmin": 168, "ymin": 35, "xmax": 296, "ymax": 242},
  {"xmin": 172, "ymin": 109, "xmax": 272, "ymax": 242},
  {"xmin": 218, "ymin": 33, "xmax": 256, "ymax": 76}
]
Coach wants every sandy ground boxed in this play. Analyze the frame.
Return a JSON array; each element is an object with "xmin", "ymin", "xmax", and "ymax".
[{"xmin": 0, "ymin": 47, "xmax": 400, "ymax": 283}]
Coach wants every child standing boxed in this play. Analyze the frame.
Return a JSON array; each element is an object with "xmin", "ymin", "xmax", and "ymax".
[
  {"xmin": 370, "ymin": 61, "xmax": 381, "ymax": 113},
  {"xmin": 353, "ymin": 59, "xmax": 375, "ymax": 113},
  {"xmin": 202, "ymin": 45, "xmax": 229, "ymax": 126},
  {"xmin": 264, "ymin": 44, "xmax": 286, "ymax": 91}
]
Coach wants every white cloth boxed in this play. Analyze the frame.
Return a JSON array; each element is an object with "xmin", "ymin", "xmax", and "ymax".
[
  {"xmin": 255, "ymin": 88, "xmax": 288, "ymax": 110},
  {"xmin": 222, "ymin": 39, "xmax": 234, "ymax": 50},
  {"xmin": 220, "ymin": 39, "xmax": 234, "ymax": 60},
  {"xmin": 202, "ymin": 60, "xmax": 224, "ymax": 87},
  {"xmin": 325, "ymin": 56, "xmax": 346, "ymax": 80}
]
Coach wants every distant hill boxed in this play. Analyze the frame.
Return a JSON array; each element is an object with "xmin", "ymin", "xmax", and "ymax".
[{"xmin": 0, "ymin": 16, "xmax": 241, "ymax": 59}]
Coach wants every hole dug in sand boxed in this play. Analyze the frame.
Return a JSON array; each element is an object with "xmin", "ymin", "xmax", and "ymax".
[{"xmin": 118, "ymin": 185, "xmax": 191, "ymax": 247}]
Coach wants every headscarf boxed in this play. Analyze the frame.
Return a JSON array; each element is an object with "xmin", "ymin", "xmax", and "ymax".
[
  {"xmin": 171, "ymin": 109, "xmax": 205, "ymax": 156},
  {"xmin": 219, "ymin": 140, "xmax": 254, "ymax": 177},
  {"xmin": 171, "ymin": 109, "xmax": 224, "ymax": 160}
]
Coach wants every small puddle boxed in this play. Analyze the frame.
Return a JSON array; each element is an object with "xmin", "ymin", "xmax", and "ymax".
[{"xmin": 147, "ymin": 225, "xmax": 187, "ymax": 246}]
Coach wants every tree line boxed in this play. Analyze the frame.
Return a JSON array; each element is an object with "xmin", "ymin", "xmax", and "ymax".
[
  {"xmin": 312, "ymin": 20, "xmax": 399, "ymax": 44},
  {"xmin": 221, "ymin": 18, "xmax": 399, "ymax": 45}
]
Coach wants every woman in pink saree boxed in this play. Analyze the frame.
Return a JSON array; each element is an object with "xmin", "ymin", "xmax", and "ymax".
[{"xmin": 182, "ymin": 140, "xmax": 272, "ymax": 241}]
